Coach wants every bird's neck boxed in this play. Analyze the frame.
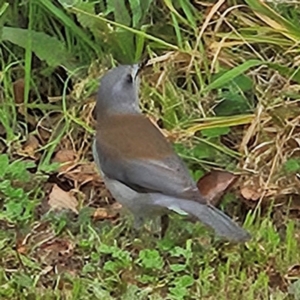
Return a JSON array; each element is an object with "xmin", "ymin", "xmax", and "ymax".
[{"xmin": 96, "ymin": 106, "xmax": 141, "ymax": 122}]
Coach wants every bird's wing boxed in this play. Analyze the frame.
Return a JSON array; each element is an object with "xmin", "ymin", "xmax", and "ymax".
[
  {"xmin": 94, "ymin": 138, "xmax": 206, "ymax": 204},
  {"xmin": 93, "ymin": 136, "xmax": 251, "ymax": 243}
]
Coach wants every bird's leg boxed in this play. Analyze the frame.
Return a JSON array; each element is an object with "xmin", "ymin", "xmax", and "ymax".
[
  {"xmin": 130, "ymin": 215, "xmax": 145, "ymax": 237},
  {"xmin": 161, "ymin": 214, "xmax": 169, "ymax": 238},
  {"xmin": 132, "ymin": 214, "xmax": 169, "ymax": 239},
  {"xmin": 133, "ymin": 215, "xmax": 145, "ymax": 229},
  {"xmin": 147, "ymin": 216, "xmax": 162, "ymax": 238}
]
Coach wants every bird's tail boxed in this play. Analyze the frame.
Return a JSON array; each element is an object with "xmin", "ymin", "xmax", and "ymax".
[{"xmin": 152, "ymin": 195, "xmax": 250, "ymax": 242}]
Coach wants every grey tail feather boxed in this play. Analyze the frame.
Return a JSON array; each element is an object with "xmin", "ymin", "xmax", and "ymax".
[{"xmin": 154, "ymin": 196, "xmax": 250, "ymax": 242}]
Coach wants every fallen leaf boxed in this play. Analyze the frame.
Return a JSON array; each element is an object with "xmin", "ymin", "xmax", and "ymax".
[
  {"xmin": 40, "ymin": 238, "xmax": 74, "ymax": 253},
  {"xmin": 197, "ymin": 170, "xmax": 238, "ymax": 206},
  {"xmin": 52, "ymin": 148, "xmax": 100, "ymax": 188},
  {"xmin": 286, "ymin": 265, "xmax": 300, "ymax": 279},
  {"xmin": 93, "ymin": 203, "xmax": 121, "ymax": 221},
  {"xmin": 16, "ymin": 245, "xmax": 27, "ymax": 255},
  {"xmin": 13, "ymin": 78, "xmax": 25, "ymax": 104},
  {"xmin": 48, "ymin": 184, "xmax": 78, "ymax": 214},
  {"xmin": 15, "ymin": 221, "xmax": 53, "ymax": 256},
  {"xmin": 93, "ymin": 208, "xmax": 109, "ymax": 220},
  {"xmin": 240, "ymin": 185, "xmax": 261, "ymax": 201},
  {"xmin": 37, "ymin": 238, "xmax": 74, "ymax": 267},
  {"xmin": 120, "ymin": 269, "xmax": 138, "ymax": 285},
  {"xmin": 267, "ymin": 265, "xmax": 287, "ymax": 291},
  {"xmin": 40, "ymin": 265, "xmax": 53, "ymax": 275},
  {"xmin": 18, "ymin": 134, "xmax": 40, "ymax": 159},
  {"xmin": 64, "ymin": 162, "xmax": 101, "ymax": 186},
  {"xmin": 52, "ymin": 149, "xmax": 77, "ymax": 173}
]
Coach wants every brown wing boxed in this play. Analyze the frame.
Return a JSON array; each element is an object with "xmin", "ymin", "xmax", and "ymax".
[{"xmin": 95, "ymin": 114, "xmax": 206, "ymax": 203}]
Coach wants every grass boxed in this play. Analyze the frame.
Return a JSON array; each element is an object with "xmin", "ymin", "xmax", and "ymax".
[{"xmin": 1, "ymin": 0, "xmax": 300, "ymax": 299}]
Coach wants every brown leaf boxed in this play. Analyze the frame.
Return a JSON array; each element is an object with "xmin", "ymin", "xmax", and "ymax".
[
  {"xmin": 53, "ymin": 149, "xmax": 101, "ymax": 187},
  {"xmin": 17, "ymin": 134, "xmax": 40, "ymax": 159},
  {"xmin": 64, "ymin": 162, "xmax": 102, "ymax": 186},
  {"xmin": 120, "ymin": 269, "xmax": 138, "ymax": 285},
  {"xmin": 267, "ymin": 265, "xmax": 287, "ymax": 291},
  {"xmin": 286, "ymin": 264, "xmax": 300, "ymax": 279},
  {"xmin": 16, "ymin": 245, "xmax": 27, "ymax": 255},
  {"xmin": 37, "ymin": 238, "xmax": 74, "ymax": 267},
  {"xmin": 197, "ymin": 170, "xmax": 238, "ymax": 206},
  {"xmin": 40, "ymin": 238, "xmax": 73, "ymax": 253},
  {"xmin": 48, "ymin": 184, "xmax": 78, "ymax": 213},
  {"xmin": 13, "ymin": 78, "xmax": 25, "ymax": 104},
  {"xmin": 52, "ymin": 149, "xmax": 77, "ymax": 173},
  {"xmin": 240, "ymin": 185, "xmax": 261, "ymax": 201},
  {"xmin": 93, "ymin": 203, "xmax": 121, "ymax": 221},
  {"xmin": 40, "ymin": 265, "xmax": 53, "ymax": 275},
  {"xmin": 93, "ymin": 208, "xmax": 109, "ymax": 220}
]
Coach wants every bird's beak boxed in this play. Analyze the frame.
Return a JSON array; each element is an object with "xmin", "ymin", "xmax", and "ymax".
[
  {"xmin": 131, "ymin": 64, "xmax": 140, "ymax": 80},
  {"xmin": 132, "ymin": 58, "xmax": 148, "ymax": 80}
]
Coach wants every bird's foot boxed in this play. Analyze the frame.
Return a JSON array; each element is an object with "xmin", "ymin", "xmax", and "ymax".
[{"xmin": 160, "ymin": 214, "xmax": 169, "ymax": 238}]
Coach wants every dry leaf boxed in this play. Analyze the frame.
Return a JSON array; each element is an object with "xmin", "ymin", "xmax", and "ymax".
[
  {"xmin": 16, "ymin": 245, "xmax": 27, "ymax": 255},
  {"xmin": 40, "ymin": 238, "xmax": 74, "ymax": 254},
  {"xmin": 286, "ymin": 264, "xmax": 300, "ymax": 279},
  {"xmin": 93, "ymin": 208, "xmax": 109, "ymax": 220},
  {"xmin": 240, "ymin": 185, "xmax": 261, "ymax": 201},
  {"xmin": 93, "ymin": 203, "xmax": 121, "ymax": 221},
  {"xmin": 13, "ymin": 78, "xmax": 25, "ymax": 104},
  {"xmin": 267, "ymin": 266, "xmax": 287, "ymax": 291},
  {"xmin": 120, "ymin": 269, "xmax": 139, "ymax": 285},
  {"xmin": 52, "ymin": 149, "xmax": 100, "ymax": 186},
  {"xmin": 64, "ymin": 162, "xmax": 101, "ymax": 186},
  {"xmin": 53, "ymin": 149, "xmax": 77, "ymax": 173},
  {"xmin": 18, "ymin": 134, "xmax": 40, "ymax": 159},
  {"xmin": 40, "ymin": 265, "xmax": 53, "ymax": 275},
  {"xmin": 197, "ymin": 170, "xmax": 238, "ymax": 206},
  {"xmin": 48, "ymin": 184, "xmax": 78, "ymax": 213},
  {"xmin": 37, "ymin": 238, "xmax": 74, "ymax": 267}
]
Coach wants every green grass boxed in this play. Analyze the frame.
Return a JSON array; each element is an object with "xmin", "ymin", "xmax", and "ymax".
[{"xmin": 1, "ymin": 0, "xmax": 300, "ymax": 299}]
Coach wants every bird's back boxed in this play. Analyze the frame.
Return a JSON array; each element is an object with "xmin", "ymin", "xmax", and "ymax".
[{"xmin": 97, "ymin": 114, "xmax": 173, "ymax": 160}]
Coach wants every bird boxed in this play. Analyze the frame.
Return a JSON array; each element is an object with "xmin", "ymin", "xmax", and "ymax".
[{"xmin": 92, "ymin": 63, "xmax": 250, "ymax": 242}]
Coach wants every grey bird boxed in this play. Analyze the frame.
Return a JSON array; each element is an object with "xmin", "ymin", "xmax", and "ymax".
[{"xmin": 92, "ymin": 64, "xmax": 250, "ymax": 242}]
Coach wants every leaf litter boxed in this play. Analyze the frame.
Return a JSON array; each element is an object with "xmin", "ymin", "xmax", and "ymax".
[{"xmin": 48, "ymin": 184, "xmax": 79, "ymax": 214}]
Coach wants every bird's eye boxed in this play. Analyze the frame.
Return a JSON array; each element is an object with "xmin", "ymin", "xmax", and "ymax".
[{"xmin": 126, "ymin": 73, "xmax": 133, "ymax": 83}]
